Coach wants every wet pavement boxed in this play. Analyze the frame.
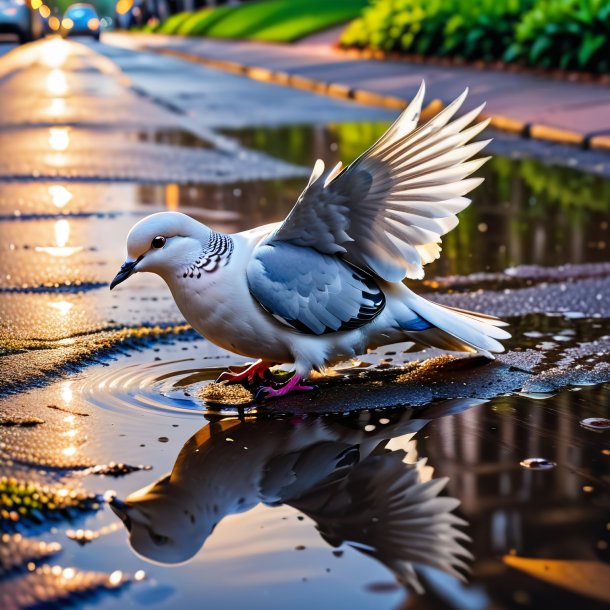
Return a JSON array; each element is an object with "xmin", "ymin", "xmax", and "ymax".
[{"xmin": 0, "ymin": 36, "xmax": 609, "ymax": 610}]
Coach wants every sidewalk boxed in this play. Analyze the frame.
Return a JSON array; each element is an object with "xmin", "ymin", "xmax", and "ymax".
[{"xmin": 105, "ymin": 32, "xmax": 610, "ymax": 151}]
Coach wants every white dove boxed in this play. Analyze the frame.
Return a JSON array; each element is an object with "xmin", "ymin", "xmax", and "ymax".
[{"xmin": 111, "ymin": 83, "xmax": 510, "ymax": 399}]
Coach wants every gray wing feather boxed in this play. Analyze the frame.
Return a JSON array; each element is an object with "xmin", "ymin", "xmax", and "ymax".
[
  {"xmin": 267, "ymin": 82, "xmax": 490, "ymax": 282},
  {"xmin": 247, "ymin": 242, "xmax": 385, "ymax": 335}
]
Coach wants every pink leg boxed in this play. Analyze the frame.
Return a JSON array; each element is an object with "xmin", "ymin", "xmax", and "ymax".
[
  {"xmin": 216, "ymin": 359, "xmax": 274, "ymax": 384},
  {"xmin": 255, "ymin": 374, "xmax": 316, "ymax": 401}
]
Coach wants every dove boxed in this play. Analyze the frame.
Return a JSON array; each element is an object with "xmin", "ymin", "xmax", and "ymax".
[
  {"xmin": 111, "ymin": 83, "xmax": 510, "ymax": 399},
  {"xmin": 109, "ymin": 400, "xmax": 477, "ymax": 590}
]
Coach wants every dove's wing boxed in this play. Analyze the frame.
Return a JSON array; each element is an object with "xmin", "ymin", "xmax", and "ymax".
[
  {"xmin": 294, "ymin": 451, "xmax": 472, "ymax": 592},
  {"xmin": 266, "ymin": 83, "xmax": 490, "ymax": 281},
  {"xmin": 246, "ymin": 241, "xmax": 386, "ymax": 335},
  {"xmin": 259, "ymin": 441, "xmax": 359, "ymax": 504}
]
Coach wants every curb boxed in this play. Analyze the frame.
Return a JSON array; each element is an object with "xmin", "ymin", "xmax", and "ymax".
[{"xmin": 148, "ymin": 45, "xmax": 607, "ymax": 152}]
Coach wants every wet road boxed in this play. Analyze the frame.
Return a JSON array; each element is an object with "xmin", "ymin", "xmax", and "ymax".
[{"xmin": 0, "ymin": 36, "xmax": 609, "ymax": 610}]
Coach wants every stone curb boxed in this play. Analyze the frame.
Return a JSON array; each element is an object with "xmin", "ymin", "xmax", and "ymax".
[{"xmin": 148, "ymin": 45, "xmax": 608, "ymax": 152}]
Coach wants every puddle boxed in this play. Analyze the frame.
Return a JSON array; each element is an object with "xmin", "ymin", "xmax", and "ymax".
[
  {"xmin": 0, "ymin": 125, "xmax": 307, "ymax": 184},
  {"xmin": 5, "ymin": 374, "xmax": 607, "ymax": 610},
  {"xmin": 131, "ymin": 128, "xmax": 213, "ymax": 149},
  {"xmin": 135, "ymin": 177, "xmax": 306, "ymax": 231}
]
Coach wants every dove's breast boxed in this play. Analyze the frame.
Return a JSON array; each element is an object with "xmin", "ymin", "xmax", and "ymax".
[{"xmin": 164, "ymin": 235, "xmax": 295, "ymax": 362}]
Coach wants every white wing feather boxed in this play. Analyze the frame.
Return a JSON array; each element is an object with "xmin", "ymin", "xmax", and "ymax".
[{"xmin": 268, "ymin": 82, "xmax": 490, "ymax": 282}]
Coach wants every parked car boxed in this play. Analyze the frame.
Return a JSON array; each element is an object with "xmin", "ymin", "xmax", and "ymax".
[
  {"xmin": 60, "ymin": 3, "xmax": 100, "ymax": 40},
  {"xmin": 0, "ymin": 0, "xmax": 43, "ymax": 44}
]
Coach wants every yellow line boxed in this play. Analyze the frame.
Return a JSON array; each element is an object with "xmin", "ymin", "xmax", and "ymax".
[{"xmin": 529, "ymin": 124, "xmax": 584, "ymax": 146}]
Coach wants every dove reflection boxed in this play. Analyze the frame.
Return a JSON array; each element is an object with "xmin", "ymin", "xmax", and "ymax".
[{"xmin": 110, "ymin": 400, "xmax": 478, "ymax": 592}]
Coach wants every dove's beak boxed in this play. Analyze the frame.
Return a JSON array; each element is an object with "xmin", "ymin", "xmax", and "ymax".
[
  {"xmin": 110, "ymin": 256, "xmax": 142, "ymax": 290},
  {"xmin": 108, "ymin": 496, "xmax": 134, "ymax": 530}
]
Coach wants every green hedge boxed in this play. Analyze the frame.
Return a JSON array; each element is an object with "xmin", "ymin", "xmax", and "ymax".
[
  {"xmin": 340, "ymin": 0, "xmax": 532, "ymax": 58},
  {"xmin": 341, "ymin": 0, "xmax": 610, "ymax": 73}
]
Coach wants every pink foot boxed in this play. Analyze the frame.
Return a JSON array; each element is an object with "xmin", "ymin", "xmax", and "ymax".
[
  {"xmin": 255, "ymin": 374, "xmax": 317, "ymax": 402},
  {"xmin": 216, "ymin": 359, "xmax": 274, "ymax": 384}
]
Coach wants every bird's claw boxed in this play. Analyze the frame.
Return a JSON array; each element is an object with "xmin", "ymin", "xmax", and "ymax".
[
  {"xmin": 216, "ymin": 359, "xmax": 274, "ymax": 384},
  {"xmin": 254, "ymin": 374, "xmax": 317, "ymax": 402}
]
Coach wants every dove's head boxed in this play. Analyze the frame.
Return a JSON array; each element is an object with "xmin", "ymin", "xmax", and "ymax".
[
  {"xmin": 108, "ymin": 474, "xmax": 218, "ymax": 565},
  {"xmin": 110, "ymin": 212, "xmax": 212, "ymax": 289}
]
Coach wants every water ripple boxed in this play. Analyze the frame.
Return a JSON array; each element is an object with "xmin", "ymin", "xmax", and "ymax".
[{"xmin": 80, "ymin": 358, "xmax": 228, "ymax": 419}]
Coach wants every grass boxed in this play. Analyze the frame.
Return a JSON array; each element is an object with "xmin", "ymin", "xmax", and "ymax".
[
  {"xmin": 156, "ymin": 12, "xmax": 194, "ymax": 35},
  {"xmin": 142, "ymin": 0, "xmax": 368, "ymax": 42}
]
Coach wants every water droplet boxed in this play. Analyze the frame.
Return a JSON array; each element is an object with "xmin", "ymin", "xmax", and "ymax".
[
  {"xmin": 580, "ymin": 418, "xmax": 610, "ymax": 432},
  {"xmin": 158, "ymin": 437, "xmax": 169, "ymax": 443},
  {"xmin": 520, "ymin": 457, "xmax": 556, "ymax": 470}
]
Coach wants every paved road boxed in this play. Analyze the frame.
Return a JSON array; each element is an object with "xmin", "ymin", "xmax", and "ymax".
[{"xmin": 107, "ymin": 31, "xmax": 610, "ymax": 146}]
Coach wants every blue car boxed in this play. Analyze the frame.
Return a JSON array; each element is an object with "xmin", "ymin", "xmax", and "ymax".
[{"xmin": 61, "ymin": 3, "xmax": 100, "ymax": 40}]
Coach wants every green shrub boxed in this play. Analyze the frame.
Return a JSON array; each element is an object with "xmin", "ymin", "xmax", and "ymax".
[
  {"xmin": 506, "ymin": 0, "xmax": 610, "ymax": 73},
  {"xmin": 341, "ymin": 0, "xmax": 533, "ymax": 60},
  {"xmin": 341, "ymin": 0, "xmax": 610, "ymax": 73},
  {"xmin": 340, "ymin": 0, "xmax": 451, "ymax": 54},
  {"xmin": 442, "ymin": 0, "xmax": 533, "ymax": 61}
]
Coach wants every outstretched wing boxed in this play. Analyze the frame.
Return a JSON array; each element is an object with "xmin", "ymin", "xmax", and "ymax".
[
  {"xmin": 266, "ymin": 82, "xmax": 490, "ymax": 282},
  {"xmin": 247, "ymin": 241, "xmax": 385, "ymax": 335}
]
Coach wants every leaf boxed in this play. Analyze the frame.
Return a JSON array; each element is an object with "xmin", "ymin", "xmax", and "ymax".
[
  {"xmin": 559, "ymin": 50, "xmax": 576, "ymax": 69},
  {"xmin": 503, "ymin": 43, "xmax": 521, "ymax": 62},
  {"xmin": 578, "ymin": 33, "xmax": 605, "ymax": 66},
  {"xmin": 530, "ymin": 36, "xmax": 551, "ymax": 62}
]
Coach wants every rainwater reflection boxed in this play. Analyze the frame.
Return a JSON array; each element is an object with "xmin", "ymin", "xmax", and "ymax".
[{"xmin": 109, "ymin": 400, "xmax": 477, "ymax": 593}]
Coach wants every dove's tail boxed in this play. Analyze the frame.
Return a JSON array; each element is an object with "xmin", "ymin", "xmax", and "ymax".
[{"xmin": 401, "ymin": 290, "xmax": 511, "ymax": 358}]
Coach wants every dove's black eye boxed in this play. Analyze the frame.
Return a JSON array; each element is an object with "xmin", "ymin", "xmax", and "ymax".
[{"xmin": 151, "ymin": 236, "xmax": 166, "ymax": 249}]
